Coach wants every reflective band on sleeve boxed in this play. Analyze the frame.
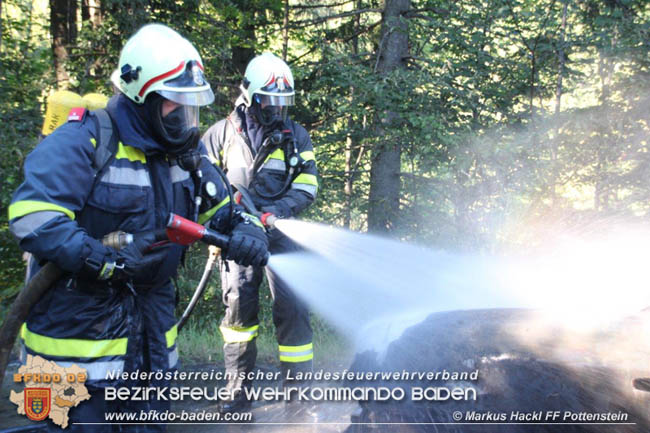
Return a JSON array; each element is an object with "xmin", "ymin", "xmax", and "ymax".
[
  {"xmin": 115, "ymin": 142, "xmax": 146, "ymax": 163},
  {"xmin": 260, "ymin": 159, "xmax": 286, "ymax": 171},
  {"xmin": 9, "ymin": 200, "xmax": 75, "ymax": 221},
  {"xmin": 100, "ymin": 166, "xmax": 151, "ymax": 187},
  {"xmin": 293, "ymin": 173, "xmax": 318, "ymax": 186},
  {"xmin": 198, "ymin": 196, "xmax": 230, "ymax": 225},
  {"xmin": 291, "ymin": 183, "xmax": 318, "ymax": 196},
  {"xmin": 264, "ymin": 148, "xmax": 285, "ymax": 163},
  {"xmin": 219, "ymin": 325, "xmax": 259, "ymax": 343},
  {"xmin": 21, "ymin": 323, "xmax": 127, "ymax": 358},
  {"xmin": 300, "ymin": 151, "xmax": 315, "ymax": 161},
  {"xmin": 168, "ymin": 347, "xmax": 179, "ymax": 369},
  {"xmin": 279, "ymin": 343, "xmax": 313, "ymax": 363},
  {"xmin": 9, "ymin": 211, "xmax": 63, "ymax": 240},
  {"xmin": 169, "ymin": 165, "xmax": 190, "ymax": 183},
  {"xmin": 165, "ymin": 325, "xmax": 178, "ymax": 348},
  {"xmin": 55, "ymin": 360, "xmax": 125, "ymax": 381}
]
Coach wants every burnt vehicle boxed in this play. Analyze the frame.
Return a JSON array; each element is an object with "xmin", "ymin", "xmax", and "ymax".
[{"xmin": 344, "ymin": 309, "xmax": 650, "ymax": 433}]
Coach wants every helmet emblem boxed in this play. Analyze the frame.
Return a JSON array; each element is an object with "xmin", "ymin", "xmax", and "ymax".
[
  {"xmin": 277, "ymin": 75, "xmax": 285, "ymax": 91},
  {"xmin": 192, "ymin": 64, "xmax": 204, "ymax": 85}
]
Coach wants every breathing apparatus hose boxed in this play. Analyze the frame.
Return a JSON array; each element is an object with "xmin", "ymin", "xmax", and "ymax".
[{"xmin": 251, "ymin": 129, "xmax": 303, "ymax": 201}]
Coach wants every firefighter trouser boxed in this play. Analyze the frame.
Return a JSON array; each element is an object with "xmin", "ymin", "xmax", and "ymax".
[{"xmin": 219, "ymin": 230, "xmax": 313, "ymax": 395}]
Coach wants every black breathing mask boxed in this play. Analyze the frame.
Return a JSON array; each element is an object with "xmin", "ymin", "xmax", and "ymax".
[{"xmin": 148, "ymin": 93, "xmax": 201, "ymax": 156}]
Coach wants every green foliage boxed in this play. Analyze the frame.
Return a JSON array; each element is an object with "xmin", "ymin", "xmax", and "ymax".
[
  {"xmin": 0, "ymin": 0, "xmax": 53, "ymax": 311},
  {"xmin": 1, "ymin": 0, "xmax": 649, "ymax": 360}
]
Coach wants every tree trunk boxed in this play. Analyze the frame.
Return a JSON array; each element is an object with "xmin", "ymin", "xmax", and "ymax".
[
  {"xmin": 0, "ymin": 0, "xmax": 4, "ymax": 52},
  {"xmin": 343, "ymin": 0, "xmax": 362, "ymax": 229},
  {"xmin": 50, "ymin": 0, "xmax": 77, "ymax": 87},
  {"xmin": 82, "ymin": 0, "xmax": 90, "ymax": 22},
  {"xmin": 551, "ymin": 0, "xmax": 569, "ymax": 204},
  {"xmin": 594, "ymin": 26, "xmax": 617, "ymax": 211},
  {"xmin": 554, "ymin": 1, "xmax": 568, "ymax": 116},
  {"xmin": 282, "ymin": 0, "xmax": 289, "ymax": 60},
  {"xmin": 367, "ymin": 0, "xmax": 410, "ymax": 234}
]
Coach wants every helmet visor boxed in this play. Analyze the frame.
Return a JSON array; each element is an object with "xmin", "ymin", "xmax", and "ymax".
[
  {"xmin": 156, "ymin": 88, "xmax": 214, "ymax": 107},
  {"xmin": 254, "ymin": 93, "xmax": 294, "ymax": 107},
  {"xmin": 158, "ymin": 60, "xmax": 215, "ymax": 106}
]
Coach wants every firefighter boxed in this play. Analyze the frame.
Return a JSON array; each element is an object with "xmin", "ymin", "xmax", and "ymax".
[
  {"xmin": 202, "ymin": 52, "xmax": 319, "ymax": 412},
  {"xmin": 8, "ymin": 24, "xmax": 268, "ymax": 432}
]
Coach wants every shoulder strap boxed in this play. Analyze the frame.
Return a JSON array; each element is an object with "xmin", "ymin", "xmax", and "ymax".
[{"xmin": 91, "ymin": 108, "xmax": 119, "ymax": 179}]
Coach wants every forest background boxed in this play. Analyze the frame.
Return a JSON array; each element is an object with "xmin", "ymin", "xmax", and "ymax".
[{"xmin": 1, "ymin": 0, "xmax": 649, "ymax": 363}]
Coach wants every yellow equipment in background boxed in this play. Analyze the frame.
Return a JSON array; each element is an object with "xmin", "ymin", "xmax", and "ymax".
[
  {"xmin": 82, "ymin": 93, "xmax": 109, "ymax": 111},
  {"xmin": 41, "ymin": 90, "xmax": 109, "ymax": 136}
]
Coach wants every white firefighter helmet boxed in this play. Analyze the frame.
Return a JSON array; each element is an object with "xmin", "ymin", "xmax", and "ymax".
[
  {"xmin": 240, "ymin": 52, "xmax": 294, "ymax": 125},
  {"xmin": 111, "ymin": 23, "xmax": 214, "ymax": 106}
]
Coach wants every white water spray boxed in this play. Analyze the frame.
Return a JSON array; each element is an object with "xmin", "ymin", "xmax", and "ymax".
[{"xmin": 268, "ymin": 220, "xmax": 650, "ymax": 357}]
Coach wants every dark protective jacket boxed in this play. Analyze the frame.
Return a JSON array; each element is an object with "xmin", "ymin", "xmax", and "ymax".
[
  {"xmin": 8, "ymin": 94, "xmax": 234, "ymax": 385},
  {"xmin": 201, "ymin": 97, "xmax": 318, "ymax": 217}
]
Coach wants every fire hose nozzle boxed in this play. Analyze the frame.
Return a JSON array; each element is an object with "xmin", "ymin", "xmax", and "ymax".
[
  {"xmin": 166, "ymin": 213, "xmax": 230, "ymax": 249},
  {"xmin": 101, "ymin": 231, "xmax": 134, "ymax": 250},
  {"xmin": 260, "ymin": 212, "xmax": 278, "ymax": 228}
]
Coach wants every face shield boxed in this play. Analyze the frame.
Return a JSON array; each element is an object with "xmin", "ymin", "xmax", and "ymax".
[
  {"xmin": 148, "ymin": 94, "xmax": 201, "ymax": 156},
  {"xmin": 159, "ymin": 103, "xmax": 199, "ymax": 142},
  {"xmin": 148, "ymin": 60, "xmax": 214, "ymax": 155},
  {"xmin": 252, "ymin": 93, "xmax": 294, "ymax": 126}
]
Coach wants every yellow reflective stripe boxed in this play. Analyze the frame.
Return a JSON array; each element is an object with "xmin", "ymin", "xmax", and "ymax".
[
  {"xmin": 243, "ymin": 213, "xmax": 264, "ymax": 229},
  {"xmin": 220, "ymin": 325, "xmax": 259, "ymax": 343},
  {"xmin": 279, "ymin": 343, "xmax": 313, "ymax": 353},
  {"xmin": 280, "ymin": 353, "xmax": 314, "ymax": 362},
  {"xmin": 300, "ymin": 151, "xmax": 315, "ymax": 161},
  {"xmin": 264, "ymin": 148, "xmax": 284, "ymax": 163},
  {"xmin": 165, "ymin": 325, "xmax": 178, "ymax": 348},
  {"xmin": 115, "ymin": 142, "xmax": 146, "ymax": 163},
  {"xmin": 279, "ymin": 343, "xmax": 314, "ymax": 363},
  {"xmin": 293, "ymin": 173, "xmax": 318, "ymax": 186},
  {"xmin": 198, "ymin": 196, "xmax": 230, "ymax": 225},
  {"xmin": 9, "ymin": 200, "xmax": 75, "ymax": 221},
  {"xmin": 21, "ymin": 323, "xmax": 127, "ymax": 358},
  {"xmin": 90, "ymin": 138, "xmax": 97, "ymax": 148}
]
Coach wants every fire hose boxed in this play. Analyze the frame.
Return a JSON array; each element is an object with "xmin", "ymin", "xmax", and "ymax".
[{"xmin": 0, "ymin": 213, "xmax": 247, "ymax": 387}]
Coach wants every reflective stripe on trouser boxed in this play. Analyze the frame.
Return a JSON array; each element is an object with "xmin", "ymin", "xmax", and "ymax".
[
  {"xmin": 220, "ymin": 230, "xmax": 313, "ymax": 389},
  {"xmin": 279, "ymin": 342, "xmax": 313, "ymax": 363},
  {"xmin": 20, "ymin": 323, "xmax": 127, "ymax": 381},
  {"xmin": 166, "ymin": 324, "xmax": 179, "ymax": 369}
]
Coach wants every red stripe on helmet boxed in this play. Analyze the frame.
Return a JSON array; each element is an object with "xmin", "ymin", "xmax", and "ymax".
[{"xmin": 138, "ymin": 61, "xmax": 186, "ymax": 98}]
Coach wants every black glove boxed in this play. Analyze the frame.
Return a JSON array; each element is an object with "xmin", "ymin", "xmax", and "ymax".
[
  {"xmin": 80, "ymin": 232, "xmax": 168, "ymax": 282},
  {"xmin": 112, "ymin": 231, "xmax": 169, "ymax": 283},
  {"xmin": 225, "ymin": 218, "xmax": 269, "ymax": 267}
]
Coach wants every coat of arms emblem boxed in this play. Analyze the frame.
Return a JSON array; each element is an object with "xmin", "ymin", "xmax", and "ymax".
[{"xmin": 24, "ymin": 388, "xmax": 51, "ymax": 421}]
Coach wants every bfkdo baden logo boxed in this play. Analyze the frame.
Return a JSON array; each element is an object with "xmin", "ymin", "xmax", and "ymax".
[
  {"xmin": 24, "ymin": 388, "xmax": 51, "ymax": 421},
  {"xmin": 10, "ymin": 355, "xmax": 91, "ymax": 429}
]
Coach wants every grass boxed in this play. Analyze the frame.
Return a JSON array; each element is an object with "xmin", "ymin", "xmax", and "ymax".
[{"xmin": 177, "ymin": 314, "xmax": 354, "ymax": 369}]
